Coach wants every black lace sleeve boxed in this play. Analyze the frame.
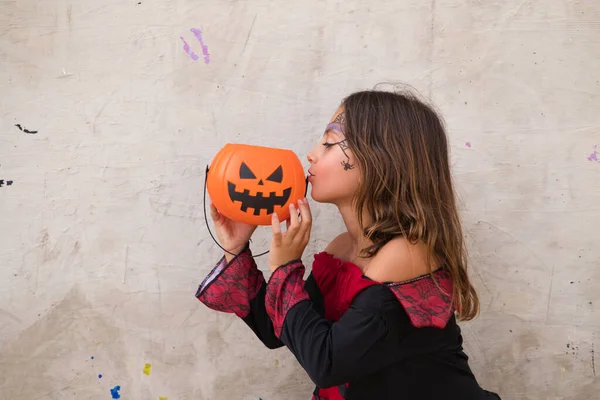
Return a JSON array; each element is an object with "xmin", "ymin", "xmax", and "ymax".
[{"xmin": 196, "ymin": 246, "xmax": 324, "ymax": 349}]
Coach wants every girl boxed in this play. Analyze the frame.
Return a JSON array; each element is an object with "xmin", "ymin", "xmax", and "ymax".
[{"xmin": 197, "ymin": 90, "xmax": 501, "ymax": 399}]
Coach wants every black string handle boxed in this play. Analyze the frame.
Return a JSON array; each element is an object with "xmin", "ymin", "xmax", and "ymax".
[{"xmin": 203, "ymin": 166, "xmax": 270, "ymax": 257}]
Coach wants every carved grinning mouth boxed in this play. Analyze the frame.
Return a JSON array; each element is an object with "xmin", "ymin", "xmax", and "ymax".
[{"xmin": 227, "ymin": 181, "xmax": 292, "ymax": 215}]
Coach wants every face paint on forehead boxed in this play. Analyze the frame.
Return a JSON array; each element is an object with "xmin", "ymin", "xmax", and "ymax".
[
  {"xmin": 326, "ymin": 112, "xmax": 346, "ymax": 134},
  {"xmin": 333, "ymin": 113, "xmax": 346, "ymax": 125}
]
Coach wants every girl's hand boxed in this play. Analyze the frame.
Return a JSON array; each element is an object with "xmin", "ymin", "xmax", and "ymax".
[
  {"xmin": 269, "ymin": 198, "xmax": 312, "ymax": 273},
  {"xmin": 210, "ymin": 202, "xmax": 258, "ymax": 262}
]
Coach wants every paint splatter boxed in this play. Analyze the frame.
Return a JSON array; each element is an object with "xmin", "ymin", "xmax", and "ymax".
[
  {"xmin": 588, "ymin": 145, "xmax": 599, "ymax": 162},
  {"xmin": 190, "ymin": 28, "xmax": 210, "ymax": 64},
  {"xmin": 275, "ymin": 359, "xmax": 279, "ymax": 366},
  {"xmin": 592, "ymin": 333, "xmax": 596, "ymax": 376},
  {"xmin": 98, "ymin": 374, "xmax": 103, "ymax": 379},
  {"xmin": 143, "ymin": 363, "xmax": 152, "ymax": 375},
  {"xmin": 91, "ymin": 356, "xmax": 94, "ymax": 360},
  {"xmin": 110, "ymin": 386, "xmax": 121, "ymax": 399},
  {"xmin": 159, "ymin": 398, "xmax": 168, "ymax": 400},
  {"xmin": 0, "ymin": 180, "xmax": 14, "ymax": 187},
  {"xmin": 465, "ymin": 142, "xmax": 472, "ymax": 148},
  {"xmin": 15, "ymin": 124, "xmax": 38, "ymax": 134},
  {"xmin": 180, "ymin": 37, "xmax": 199, "ymax": 61}
]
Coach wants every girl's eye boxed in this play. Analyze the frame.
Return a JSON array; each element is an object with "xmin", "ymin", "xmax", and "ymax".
[{"xmin": 322, "ymin": 142, "xmax": 335, "ymax": 148}]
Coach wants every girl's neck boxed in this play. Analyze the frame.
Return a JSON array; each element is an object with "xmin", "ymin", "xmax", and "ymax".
[{"xmin": 337, "ymin": 201, "xmax": 373, "ymax": 260}]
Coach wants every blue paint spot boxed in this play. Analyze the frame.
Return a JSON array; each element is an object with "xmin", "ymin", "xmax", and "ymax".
[
  {"xmin": 91, "ymin": 356, "xmax": 94, "ymax": 359},
  {"xmin": 110, "ymin": 386, "xmax": 121, "ymax": 399},
  {"xmin": 98, "ymin": 374, "xmax": 103, "ymax": 379}
]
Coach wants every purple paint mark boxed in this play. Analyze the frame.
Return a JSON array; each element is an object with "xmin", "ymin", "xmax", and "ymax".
[
  {"xmin": 180, "ymin": 37, "xmax": 199, "ymax": 61},
  {"xmin": 588, "ymin": 145, "xmax": 599, "ymax": 162},
  {"xmin": 190, "ymin": 28, "xmax": 210, "ymax": 64},
  {"xmin": 465, "ymin": 142, "xmax": 472, "ymax": 148},
  {"xmin": 326, "ymin": 123, "xmax": 344, "ymax": 133},
  {"xmin": 98, "ymin": 374, "xmax": 103, "ymax": 379},
  {"xmin": 110, "ymin": 386, "xmax": 121, "ymax": 399}
]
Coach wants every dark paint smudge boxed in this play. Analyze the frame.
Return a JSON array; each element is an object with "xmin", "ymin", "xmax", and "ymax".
[
  {"xmin": 110, "ymin": 386, "xmax": 121, "ymax": 399},
  {"xmin": 14, "ymin": 124, "xmax": 38, "ymax": 134},
  {"xmin": 98, "ymin": 374, "xmax": 103, "ymax": 379},
  {"xmin": 592, "ymin": 333, "xmax": 596, "ymax": 376},
  {"xmin": 0, "ymin": 180, "xmax": 14, "ymax": 187}
]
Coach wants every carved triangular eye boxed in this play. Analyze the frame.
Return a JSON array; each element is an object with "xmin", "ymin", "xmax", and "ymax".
[
  {"xmin": 240, "ymin": 162, "xmax": 256, "ymax": 179},
  {"xmin": 266, "ymin": 165, "xmax": 283, "ymax": 183}
]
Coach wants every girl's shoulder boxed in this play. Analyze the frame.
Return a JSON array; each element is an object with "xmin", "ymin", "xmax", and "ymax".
[
  {"xmin": 322, "ymin": 233, "xmax": 437, "ymax": 284},
  {"xmin": 365, "ymin": 237, "xmax": 435, "ymax": 284}
]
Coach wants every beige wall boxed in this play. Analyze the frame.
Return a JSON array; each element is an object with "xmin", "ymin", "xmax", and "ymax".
[{"xmin": 1, "ymin": 0, "xmax": 599, "ymax": 399}]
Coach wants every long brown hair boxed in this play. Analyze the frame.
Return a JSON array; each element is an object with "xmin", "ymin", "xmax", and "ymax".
[{"xmin": 342, "ymin": 89, "xmax": 479, "ymax": 321}]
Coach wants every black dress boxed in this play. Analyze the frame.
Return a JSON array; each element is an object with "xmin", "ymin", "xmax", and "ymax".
[{"xmin": 196, "ymin": 244, "xmax": 501, "ymax": 400}]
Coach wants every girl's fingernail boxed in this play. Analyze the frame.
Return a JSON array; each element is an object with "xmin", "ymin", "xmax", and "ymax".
[
  {"xmin": 272, "ymin": 213, "xmax": 278, "ymax": 220},
  {"xmin": 298, "ymin": 199, "xmax": 303, "ymax": 205}
]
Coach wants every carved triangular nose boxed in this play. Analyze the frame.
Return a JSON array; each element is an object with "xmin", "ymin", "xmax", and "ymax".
[{"xmin": 258, "ymin": 179, "xmax": 264, "ymax": 185}]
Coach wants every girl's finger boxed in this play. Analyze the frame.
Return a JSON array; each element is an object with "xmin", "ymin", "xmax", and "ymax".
[
  {"xmin": 287, "ymin": 203, "xmax": 300, "ymax": 237},
  {"xmin": 209, "ymin": 203, "xmax": 220, "ymax": 223},
  {"xmin": 271, "ymin": 213, "xmax": 283, "ymax": 246},
  {"xmin": 297, "ymin": 199, "xmax": 312, "ymax": 237}
]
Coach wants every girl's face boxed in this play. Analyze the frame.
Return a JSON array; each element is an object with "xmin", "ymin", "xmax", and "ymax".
[{"xmin": 306, "ymin": 107, "xmax": 361, "ymax": 205}]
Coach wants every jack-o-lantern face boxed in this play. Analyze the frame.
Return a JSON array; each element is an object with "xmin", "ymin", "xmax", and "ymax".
[
  {"xmin": 228, "ymin": 162, "xmax": 291, "ymax": 215},
  {"xmin": 207, "ymin": 144, "xmax": 307, "ymax": 225}
]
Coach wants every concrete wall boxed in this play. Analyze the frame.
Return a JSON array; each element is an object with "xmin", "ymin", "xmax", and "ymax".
[{"xmin": 1, "ymin": 0, "xmax": 599, "ymax": 399}]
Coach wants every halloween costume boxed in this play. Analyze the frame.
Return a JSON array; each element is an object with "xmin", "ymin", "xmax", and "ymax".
[{"xmin": 196, "ymin": 243, "xmax": 501, "ymax": 400}]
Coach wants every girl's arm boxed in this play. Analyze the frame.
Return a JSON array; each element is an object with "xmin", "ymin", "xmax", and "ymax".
[{"xmin": 196, "ymin": 243, "xmax": 324, "ymax": 349}]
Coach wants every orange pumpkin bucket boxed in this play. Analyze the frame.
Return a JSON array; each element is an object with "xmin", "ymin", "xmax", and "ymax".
[{"xmin": 206, "ymin": 143, "xmax": 308, "ymax": 226}]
